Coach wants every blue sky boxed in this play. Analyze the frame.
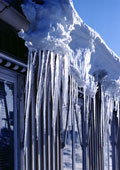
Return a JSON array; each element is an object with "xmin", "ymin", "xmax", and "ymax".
[{"xmin": 73, "ymin": 0, "xmax": 120, "ymax": 56}]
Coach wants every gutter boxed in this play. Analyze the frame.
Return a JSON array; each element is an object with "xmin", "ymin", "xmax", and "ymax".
[
  {"xmin": 0, "ymin": 0, "xmax": 30, "ymax": 32},
  {"xmin": 0, "ymin": 51, "xmax": 27, "ymax": 73},
  {"xmin": 0, "ymin": 51, "xmax": 27, "ymax": 68}
]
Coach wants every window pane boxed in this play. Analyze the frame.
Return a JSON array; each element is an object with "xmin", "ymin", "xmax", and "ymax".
[{"xmin": 0, "ymin": 80, "xmax": 14, "ymax": 170}]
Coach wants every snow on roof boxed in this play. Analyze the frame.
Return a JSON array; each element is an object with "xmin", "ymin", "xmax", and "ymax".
[{"xmin": 19, "ymin": 0, "xmax": 120, "ymax": 95}]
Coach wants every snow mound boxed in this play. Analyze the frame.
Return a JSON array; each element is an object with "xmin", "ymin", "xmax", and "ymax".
[{"xmin": 19, "ymin": 0, "xmax": 120, "ymax": 95}]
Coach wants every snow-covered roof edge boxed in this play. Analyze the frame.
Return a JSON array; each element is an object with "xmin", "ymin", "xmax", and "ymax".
[{"xmin": 19, "ymin": 0, "xmax": 120, "ymax": 97}]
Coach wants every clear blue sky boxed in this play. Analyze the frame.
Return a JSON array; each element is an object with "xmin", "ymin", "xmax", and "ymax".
[{"xmin": 73, "ymin": 0, "xmax": 120, "ymax": 56}]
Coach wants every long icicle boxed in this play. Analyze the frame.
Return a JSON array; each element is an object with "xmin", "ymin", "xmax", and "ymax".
[
  {"xmin": 43, "ymin": 51, "xmax": 50, "ymax": 170},
  {"xmin": 36, "ymin": 51, "xmax": 45, "ymax": 170},
  {"xmin": 24, "ymin": 50, "xmax": 37, "ymax": 149}
]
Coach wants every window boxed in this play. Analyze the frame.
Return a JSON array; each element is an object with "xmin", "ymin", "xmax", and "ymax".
[
  {"xmin": 0, "ymin": 80, "xmax": 14, "ymax": 169},
  {"xmin": 0, "ymin": 66, "xmax": 25, "ymax": 170}
]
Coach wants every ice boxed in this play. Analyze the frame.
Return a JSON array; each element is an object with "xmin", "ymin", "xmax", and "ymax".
[{"xmin": 21, "ymin": 0, "xmax": 120, "ymax": 169}]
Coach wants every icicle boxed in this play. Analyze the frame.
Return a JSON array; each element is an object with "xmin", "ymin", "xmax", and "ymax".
[
  {"xmin": 101, "ymin": 88, "xmax": 105, "ymax": 145},
  {"xmin": 43, "ymin": 51, "xmax": 50, "ymax": 170},
  {"xmin": 36, "ymin": 51, "xmax": 45, "ymax": 137},
  {"xmin": 70, "ymin": 76, "xmax": 75, "ymax": 170},
  {"xmin": 36, "ymin": 50, "xmax": 42, "ymax": 88},
  {"xmin": 36, "ymin": 51, "xmax": 45, "ymax": 170},
  {"xmin": 50, "ymin": 52, "xmax": 55, "ymax": 99},
  {"xmin": 24, "ymin": 50, "xmax": 37, "ymax": 170},
  {"xmin": 25, "ymin": 50, "xmax": 32, "ymax": 111},
  {"xmin": 47, "ymin": 68, "xmax": 52, "ymax": 170},
  {"xmin": 116, "ymin": 100, "xmax": 120, "ymax": 143},
  {"xmin": 31, "ymin": 82, "xmax": 36, "ymax": 170},
  {"xmin": 86, "ymin": 94, "xmax": 90, "ymax": 143},
  {"xmin": 62, "ymin": 55, "xmax": 69, "ymax": 136},
  {"xmin": 93, "ymin": 94, "xmax": 96, "ymax": 131},
  {"xmin": 74, "ymin": 83, "xmax": 82, "ymax": 147},
  {"xmin": 52, "ymin": 54, "xmax": 61, "ymax": 170},
  {"xmin": 53, "ymin": 54, "xmax": 60, "ymax": 126},
  {"xmin": 24, "ymin": 50, "xmax": 37, "ymax": 149},
  {"xmin": 83, "ymin": 88, "xmax": 86, "ymax": 122}
]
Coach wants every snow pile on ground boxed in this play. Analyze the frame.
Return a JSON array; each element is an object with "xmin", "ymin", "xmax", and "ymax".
[{"xmin": 19, "ymin": 0, "xmax": 120, "ymax": 96}]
